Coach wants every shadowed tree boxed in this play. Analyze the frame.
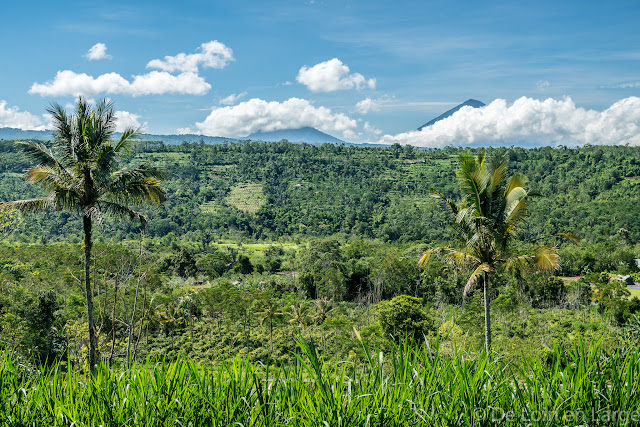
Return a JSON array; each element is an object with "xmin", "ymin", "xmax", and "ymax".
[
  {"xmin": 0, "ymin": 97, "xmax": 165, "ymax": 373},
  {"xmin": 419, "ymin": 150, "xmax": 559, "ymax": 353}
]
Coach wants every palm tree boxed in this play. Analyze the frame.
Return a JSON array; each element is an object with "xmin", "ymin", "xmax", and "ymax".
[
  {"xmin": 0, "ymin": 97, "xmax": 165, "ymax": 373},
  {"xmin": 311, "ymin": 298, "xmax": 335, "ymax": 325},
  {"xmin": 288, "ymin": 303, "xmax": 308, "ymax": 330},
  {"xmin": 419, "ymin": 150, "xmax": 559, "ymax": 353},
  {"xmin": 256, "ymin": 299, "xmax": 283, "ymax": 353}
]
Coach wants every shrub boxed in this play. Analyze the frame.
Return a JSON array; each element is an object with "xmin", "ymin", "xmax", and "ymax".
[{"xmin": 374, "ymin": 295, "xmax": 434, "ymax": 342}]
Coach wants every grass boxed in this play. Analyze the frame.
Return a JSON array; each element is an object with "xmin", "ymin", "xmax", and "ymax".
[
  {"xmin": 628, "ymin": 288, "xmax": 640, "ymax": 298},
  {"xmin": 2, "ymin": 338, "xmax": 640, "ymax": 426},
  {"xmin": 224, "ymin": 183, "xmax": 266, "ymax": 214}
]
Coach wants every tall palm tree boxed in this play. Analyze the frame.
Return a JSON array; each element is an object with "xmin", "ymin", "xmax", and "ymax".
[
  {"xmin": 0, "ymin": 97, "xmax": 165, "ymax": 373},
  {"xmin": 256, "ymin": 299, "xmax": 283, "ymax": 353},
  {"xmin": 419, "ymin": 150, "xmax": 559, "ymax": 353}
]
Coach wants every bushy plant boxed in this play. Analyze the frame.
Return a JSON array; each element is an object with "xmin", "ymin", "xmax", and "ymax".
[{"xmin": 375, "ymin": 295, "xmax": 434, "ymax": 342}]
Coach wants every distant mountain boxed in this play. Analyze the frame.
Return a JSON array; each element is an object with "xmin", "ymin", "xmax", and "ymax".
[
  {"xmin": 0, "ymin": 127, "xmax": 234, "ymax": 145},
  {"xmin": 246, "ymin": 127, "xmax": 345, "ymax": 144},
  {"xmin": 139, "ymin": 133, "xmax": 234, "ymax": 145},
  {"xmin": 0, "ymin": 128, "xmax": 52, "ymax": 140},
  {"xmin": 418, "ymin": 99, "xmax": 486, "ymax": 130},
  {"xmin": 0, "ymin": 126, "xmax": 346, "ymax": 145}
]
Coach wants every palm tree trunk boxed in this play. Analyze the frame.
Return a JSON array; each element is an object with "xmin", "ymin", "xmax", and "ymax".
[
  {"xmin": 84, "ymin": 215, "xmax": 97, "ymax": 374},
  {"xmin": 483, "ymin": 271, "xmax": 492, "ymax": 354},
  {"xmin": 269, "ymin": 317, "xmax": 273, "ymax": 353}
]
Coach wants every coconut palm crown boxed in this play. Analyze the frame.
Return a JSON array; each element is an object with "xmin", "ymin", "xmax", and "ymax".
[
  {"xmin": 0, "ymin": 97, "xmax": 165, "ymax": 372},
  {"xmin": 419, "ymin": 150, "xmax": 559, "ymax": 353}
]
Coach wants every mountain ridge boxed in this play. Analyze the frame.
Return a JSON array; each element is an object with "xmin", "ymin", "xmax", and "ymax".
[
  {"xmin": 245, "ymin": 127, "xmax": 345, "ymax": 144},
  {"xmin": 0, "ymin": 126, "xmax": 346, "ymax": 145},
  {"xmin": 418, "ymin": 99, "xmax": 486, "ymax": 130}
]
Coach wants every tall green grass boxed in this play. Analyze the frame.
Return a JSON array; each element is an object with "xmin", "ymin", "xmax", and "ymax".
[{"xmin": 1, "ymin": 338, "xmax": 639, "ymax": 426}]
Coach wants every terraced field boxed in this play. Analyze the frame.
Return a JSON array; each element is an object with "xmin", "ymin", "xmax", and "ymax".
[{"xmin": 224, "ymin": 183, "xmax": 266, "ymax": 214}]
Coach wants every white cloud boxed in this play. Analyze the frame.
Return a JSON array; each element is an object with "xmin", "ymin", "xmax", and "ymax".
[
  {"xmin": 536, "ymin": 80, "xmax": 550, "ymax": 90},
  {"xmin": 146, "ymin": 40, "xmax": 234, "ymax": 73},
  {"xmin": 219, "ymin": 92, "xmax": 247, "ymax": 105},
  {"xmin": 0, "ymin": 100, "xmax": 51, "ymax": 131},
  {"xmin": 296, "ymin": 58, "xmax": 376, "ymax": 92},
  {"xmin": 85, "ymin": 43, "xmax": 111, "ymax": 60},
  {"xmin": 364, "ymin": 121, "xmax": 382, "ymax": 135},
  {"xmin": 177, "ymin": 127, "xmax": 198, "ymax": 135},
  {"xmin": 195, "ymin": 97, "xmax": 357, "ymax": 138},
  {"xmin": 29, "ymin": 70, "xmax": 211, "ymax": 97},
  {"xmin": 114, "ymin": 110, "xmax": 144, "ymax": 132},
  {"xmin": 355, "ymin": 97, "xmax": 381, "ymax": 114},
  {"xmin": 375, "ymin": 97, "xmax": 640, "ymax": 147}
]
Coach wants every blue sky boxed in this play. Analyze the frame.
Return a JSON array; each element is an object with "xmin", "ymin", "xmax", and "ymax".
[{"xmin": 1, "ymin": 0, "xmax": 639, "ymax": 146}]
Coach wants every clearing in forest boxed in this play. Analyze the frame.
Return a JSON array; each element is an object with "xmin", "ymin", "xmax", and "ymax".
[{"xmin": 224, "ymin": 183, "xmax": 266, "ymax": 214}]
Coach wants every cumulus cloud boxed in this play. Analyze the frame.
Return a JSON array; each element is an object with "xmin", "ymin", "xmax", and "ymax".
[
  {"xmin": 355, "ymin": 97, "xmax": 381, "ymax": 114},
  {"xmin": 219, "ymin": 92, "xmax": 247, "ymax": 105},
  {"xmin": 375, "ymin": 97, "xmax": 640, "ymax": 147},
  {"xmin": 114, "ymin": 110, "xmax": 144, "ymax": 132},
  {"xmin": 29, "ymin": 70, "xmax": 211, "ymax": 97},
  {"xmin": 146, "ymin": 40, "xmax": 234, "ymax": 73},
  {"xmin": 0, "ymin": 100, "xmax": 51, "ymax": 130},
  {"xmin": 85, "ymin": 43, "xmax": 111, "ymax": 60},
  {"xmin": 195, "ymin": 97, "xmax": 357, "ymax": 138},
  {"xmin": 297, "ymin": 58, "xmax": 376, "ymax": 92}
]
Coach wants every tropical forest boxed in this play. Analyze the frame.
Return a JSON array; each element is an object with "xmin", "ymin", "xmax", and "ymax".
[{"xmin": 1, "ymin": 99, "xmax": 640, "ymax": 426}]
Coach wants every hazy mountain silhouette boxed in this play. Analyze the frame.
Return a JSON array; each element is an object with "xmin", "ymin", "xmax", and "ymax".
[{"xmin": 246, "ymin": 127, "xmax": 345, "ymax": 144}]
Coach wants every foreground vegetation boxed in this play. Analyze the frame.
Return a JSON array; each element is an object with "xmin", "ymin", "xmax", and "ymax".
[{"xmin": 2, "ymin": 338, "xmax": 640, "ymax": 426}]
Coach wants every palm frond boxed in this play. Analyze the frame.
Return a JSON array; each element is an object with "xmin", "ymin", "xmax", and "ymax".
[
  {"xmin": 533, "ymin": 245, "xmax": 560, "ymax": 272},
  {"xmin": 456, "ymin": 154, "xmax": 487, "ymax": 216},
  {"xmin": 418, "ymin": 249, "xmax": 435, "ymax": 267},
  {"xmin": 505, "ymin": 254, "xmax": 534, "ymax": 272},
  {"xmin": 503, "ymin": 172, "xmax": 528, "ymax": 197},
  {"xmin": 505, "ymin": 246, "xmax": 560, "ymax": 273},
  {"xmin": 114, "ymin": 127, "xmax": 139, "ymax": 154},
  {"xmin": 444, "ymin": 249, "xmax": 481, "ymax": 271},
  {"xmin": 98, "ymin": 201, "xmax": 147, "ymax": 226},
  {"xmin": 486, "ymin": 153, "xmax": 508, "ymax": 195},
  {"xmin": 25, "ymin": 166, "xmax": 79, "ymax": 193},
  {"xmin": 463, "ymin": 262, "xmax": 491, "ymax": 296},
  {"xmin": 107, "ymin": 165, "xmax": 166, "ymax": 205},
  {"xmin": 15, "ymin": 141, "xmax": 72, "ymax": 177},
  {"xmin": 0, "ymin": 197, "xmax": 55, "ymax": 213},
  {"xmin": 430, "ymin": 188, "xmax": 459, "ymax": 215}
]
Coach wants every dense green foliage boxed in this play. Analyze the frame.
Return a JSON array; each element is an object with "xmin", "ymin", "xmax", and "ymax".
[{"xmin": 2, "ymin": 140, "xmax": 640, "ymax": 245}]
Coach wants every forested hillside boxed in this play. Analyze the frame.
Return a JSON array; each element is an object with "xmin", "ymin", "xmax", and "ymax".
[{"xmin": 2, "ymin": 139, "xmax": 639, "ymax": 245}]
